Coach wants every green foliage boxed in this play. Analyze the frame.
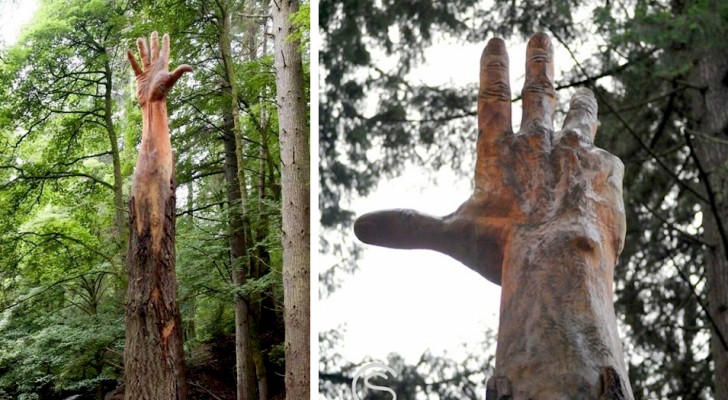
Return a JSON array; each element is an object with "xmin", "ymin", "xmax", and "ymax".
[
  {"xmin": 0, "ymin": 280, "xmax": 123, "ymax": 399},
  {"xmin": 289, "ymin": 1, "xmax": 310, "ymax": 54},
  {"xmin": 1, "ymin": 0, "xmax": 289, "ymax": 397}
]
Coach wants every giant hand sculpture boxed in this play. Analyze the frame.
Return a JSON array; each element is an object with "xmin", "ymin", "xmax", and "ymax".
[
  {"xmin": 124, "ymin": 32, "xmax": 192, "ymax": 400},
  {"xmin": 126, "ymin": 32, "xmax": 192, "ymax": 248},
  {"xmin": 354, "ymin": 33, "xmax": 634, "ymax": 399}
]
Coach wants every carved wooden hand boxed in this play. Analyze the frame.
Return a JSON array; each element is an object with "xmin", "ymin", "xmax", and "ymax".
[
  {"xmin": 354, "ymin": 33, "xmax": 626, "ymax": 287},
  {"xmin": 127, "ymin": 32, "xmax": 193, "ymax": 106},
  {"xmin": 124, "ymin": 32, "xmax": 190, "ymax": 400},
  {"xmin": 354, "ymin": 33, "xmax": 634, "ymax": 399},
  {"xmin": 126, "ymin": 32, "xmax": 193, "ymax": 244}
]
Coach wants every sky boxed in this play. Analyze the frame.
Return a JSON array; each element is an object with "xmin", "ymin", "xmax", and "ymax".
[{"xmin": 0, "ymin": 1, "xmax": 39, "ymax": 47}]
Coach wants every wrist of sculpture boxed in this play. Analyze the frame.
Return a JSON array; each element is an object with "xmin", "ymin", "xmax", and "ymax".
[
  {"xmin": 141, "ymin": 101, "xmax": 168, "ymax": 118},
  {"xmin": 140, "ymin": 101, "xmax": 170, "ymax": 135}
]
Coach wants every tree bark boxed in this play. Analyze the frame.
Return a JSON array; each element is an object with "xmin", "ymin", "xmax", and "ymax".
[
  {"xmin": 686, "ymin": 39, "xmax": 728, "ymax": 399},
  {"xmin": 218, "ymin": 2, "xmax": 260, "ymax": 396},
  {"xmin": 247, "ymin": 6, "xmax": 272, "ymax": 399},
  {"xmin": 124, "ymin": 101, "xmax": 187, "ymax": 400},
  {"xmin": 223, "ymin": 112, "xmax": 258, "ymax": 400},
  {"xmin": 272, "ymin": 1, "xmax": 310, "ymax": 398},
  {"xmin": 123, "ymin": 32, "xmax": 191, "ymax": 400}
]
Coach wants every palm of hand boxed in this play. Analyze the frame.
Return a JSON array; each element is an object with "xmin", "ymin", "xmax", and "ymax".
[
  {"xmin": 354, "ymin": 33, "xmax": 626, "ymax": 285},
  {"xmin": 127, "ymin": 32, "xmax": 193, "ymax": 106}
]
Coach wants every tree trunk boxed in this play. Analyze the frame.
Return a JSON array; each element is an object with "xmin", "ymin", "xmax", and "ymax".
[
  {"xmin": 217, "ymin": 3, "xmax": 260, "ymax": 398},
  {"xmin": 103, "ymin": 59, "xmax": 127, "ymax": 298},
  {"xmin": 686, "ymin": 40, "xmax": 728, "ymax": 400},
  {"xmin": 124, "ymin": 101, "xmax": 186, "ymax": 400},
  {"xmin": 272, "ymin": 1, "xmax": 310, "ymax": 398},
  {"xmin": 223, "ymin": 112, "xmax": 258, "ymax": 400},
  {"xmin": 247, "ymin": 7, "xmax": 272, "ymax": 399},
  {"xmin": 184, "ymin": 179, "xmax": 196, "ymax": 342},
  {"xmin": 353, "ymin": 36, "xmax": 632, "ymax": 399}
]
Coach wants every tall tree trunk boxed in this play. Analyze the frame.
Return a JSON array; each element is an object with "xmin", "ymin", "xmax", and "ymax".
[
  {"xmin": 686, "ymin": 38, "xmax": 728, "ymax": 400},
  {"xmin": 103, "ymin": 59, "xmax": 127, "ymax": 294},
  {"xmin": 124, "ymin": 100, "xmax": 187, "ymax": 400},
  {"xmin": 223, "ymin": 112, "xmax": 258, "ymax": 400},
  {"xmin": 272, "ymin": 1, "xmax": 310, "ymax": 398},
  {"xmin": 184, "ymin": 179, "xmax": 197, "ymax": 342},
  {"xmin": 218, "ymin": 2, "xmax": 259, "ymax": 397},
  {"xmin": 245, "ymin": 7, "xmax": 272, "ymax": 400}
]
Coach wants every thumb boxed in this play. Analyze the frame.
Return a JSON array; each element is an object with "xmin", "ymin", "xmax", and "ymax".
[
  {"xmin": 164, "ymin": 64, "xmax": 194, "ymax": 90},
  {"xmin": 354, "ymin": 209, "xmax": 446, "ymax": 251},
  {"xmin": 354, "ymin": 206, "xmax": 505, "ymax": 285}
]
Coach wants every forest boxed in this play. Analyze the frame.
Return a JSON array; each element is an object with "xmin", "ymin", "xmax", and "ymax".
[
  {"xmin": 320, "ymin": 0, "xmax": 728, "ymax": 399},
  {"xmin": 0, "ymin": 0, "xmax": 309, "ymax": 399}
]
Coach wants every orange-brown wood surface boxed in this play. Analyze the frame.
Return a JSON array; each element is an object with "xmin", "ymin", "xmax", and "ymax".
[
  {"xmin": 355, "ymin": 33, "xmax": 634, "ymax": 400},
  {"xmin": 124, "ymin": 32, "xmax": 192, "ymax": 400}
]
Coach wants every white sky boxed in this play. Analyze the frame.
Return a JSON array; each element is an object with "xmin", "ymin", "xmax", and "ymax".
[
  {"xmin": 319, "ymin": 165, "xmax": 500, "ymax": 364},
  {"xmin": 0, "ymin": 1, "xmax": 39, "ymax": 47}
]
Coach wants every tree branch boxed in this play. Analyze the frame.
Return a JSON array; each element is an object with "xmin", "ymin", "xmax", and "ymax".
[
  {"xmin": 17, "ymin": 231, "xmax": 117, "ymax": 270},
  {"xmin": 635, "ymin": 200, "xmax": 711, "ymax": 247},
  {"xmin": 0, "ymin": 270, "xmax": 116, "ymax": 312},
  {"xmin": 667, "ymin": 249, "xmax": 728, "ymax": 352},
  {"xmin": 176, "ymin": 201, "xmax": 226, "ymax": 217},
  {"xmin": 683, "ymin": 130, "xmax": 728, "ymax": 265}
]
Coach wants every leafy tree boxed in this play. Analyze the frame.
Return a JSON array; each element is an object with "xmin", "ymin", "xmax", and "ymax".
[{"xmin": 0, "ymin": 0, "xmax": 290, "ymax": 398}]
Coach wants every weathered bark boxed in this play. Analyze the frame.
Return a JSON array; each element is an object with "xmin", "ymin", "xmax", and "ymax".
[
  {"xmin": 124, "ymin": 33, "xmax": 192, "ymax": 400},
  {"xmin": 272, "ymin": 1, "xmax": 311, "ymax": 398},
  {"xmin": 248, "ymin": 8, "xmax": 272, "ymax": 400},
  {"xmin": 686, "ymin": 37, "xmax": 728, "ymax": 399},
  {"xmin": 223, "ymin": 112, "xmax": 258, "ymax": 400},
  {"xmin": 355, "ymin": 34, "xmax": 633, "ymax": 399},
  {"xmin": 125, "ymin": 101, "xmax": 186, "ymax": 400},
  {"xmin": 218, "ymin": 4, "xmax": 261, "ymax": 398}
]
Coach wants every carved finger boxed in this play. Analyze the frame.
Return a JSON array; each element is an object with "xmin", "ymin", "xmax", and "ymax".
[
  {"xmin": 127, "ymin": 50, "xmax": 143, "ymax": 77},
  {"xmin": 559, "ymin": 88, "xmax": 598, "ymax": 144},
  {"xmin": 521, "ymin": 32, "xmax": 556, "ymax": 135},
  {"xmin": 165, "ymin": 64, "xmax": 193, "ymax": 89},
  {"xmin": 137, "ymin": 37, "xmax": 150, "ymax": 69},
  {"xmin": 355, "ymin": 208, "xmax": 504, "ymax": 285},
  {"xmin": 160, "ymin": 33, "xmax": 171, "ymax": 68},
  {"xmin": 354, "ymin": 209, "xmax": 447, "ymax": 251},
  {"xmin": 150, "ymin": 31, "xmax": 160, "ymax": 63},
  {"xmin": 478, "ymin": 38, "xmax": 512, "ymax": 142}
]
